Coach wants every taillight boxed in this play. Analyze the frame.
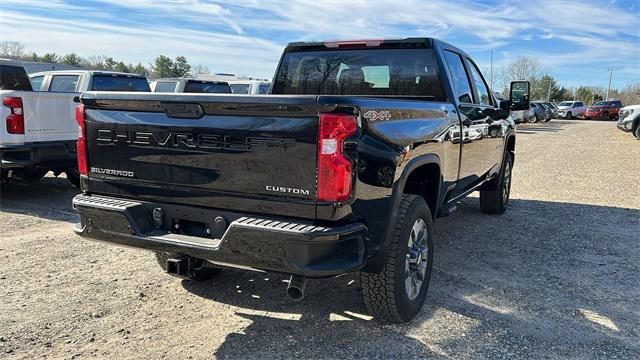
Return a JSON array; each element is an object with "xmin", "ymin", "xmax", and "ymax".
[
  {"xmin": 3, "ymin": 97, "xmax": 24, "ymax": 134},
  {"xmin": 75, "ymin": 104, "xmax": 88, "ymax": 175},
  {"xmin": 317, "ymin": 113, "xmax": 357, "ymax": 202}
]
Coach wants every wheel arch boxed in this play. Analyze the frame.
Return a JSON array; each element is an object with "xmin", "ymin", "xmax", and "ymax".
[{"xmin": 362, "ymin": 154, "xmax": 442, "ymax": 273}]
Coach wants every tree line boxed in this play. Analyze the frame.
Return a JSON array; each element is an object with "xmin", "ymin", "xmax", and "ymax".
[
  {"xmin": 494, "ymin": 56, "xmax": 639, "ymax": 105},
  {"xmin": 0, "ymin": 40, "xmax": 211, "ymax": 79},
  {"xmin": 2, "ymin": 40, "xmax": 638, "ymax": 104}
]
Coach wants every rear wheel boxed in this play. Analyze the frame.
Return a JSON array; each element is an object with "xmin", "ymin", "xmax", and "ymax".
[
  {"xmin": 65, "ymin": 167, "xmax": 80, "ymax": 187},
  {"xmin": 154, "ymin": 252, "xmax": 219, "ymax": 281},
  {"xmin": 634, "ymin": 124, "xmax": 640, "ymax": 139},
  {"xmin": 480, "ymin": 152, "xmax": 513, "ymax": 214},
  {"xmin": 360, "ymin": 194, "xmax": 434, "ymax": 324}
]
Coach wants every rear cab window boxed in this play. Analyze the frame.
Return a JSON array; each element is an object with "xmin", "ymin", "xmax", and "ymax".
[
  {"xmin": 0, "ymin": 65, "xmax": 33, "ymax": 91},
  {"xmin": 91, "ymin": 75, "xmax": 150, "ymax": 92},
  {"xmin": 49, "ymin": 75, "xmax": 80, "ymax": 92},
  {"xmin": 272, "ymin": 47, "xmax": 445, "ymax": 100},
  {"xmin": 154, "ymin": 82, "xmax": 177, "ymax": 92},
  {"xmin": 258, "ymin": 84, "xmax": 270, "ymax": 94},
  {"xmin": 184, "ymin": 81, "xmax": 231, "ymax": 94}
]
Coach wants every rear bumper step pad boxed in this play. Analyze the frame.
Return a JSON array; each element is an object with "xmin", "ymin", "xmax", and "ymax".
[{"xmin": 72, "ymin": 194, "xmax": 367, "ymax": 277}]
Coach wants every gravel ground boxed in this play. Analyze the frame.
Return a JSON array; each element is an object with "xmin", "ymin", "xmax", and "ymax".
[{"xmin": 0, "ymin": 120, "xmax": 638, "ymax": 359}]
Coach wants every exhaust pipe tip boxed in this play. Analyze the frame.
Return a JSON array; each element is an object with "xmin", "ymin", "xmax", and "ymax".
[{"xmin": 286, "ymin": 275, "xmax": 308, "ymax": 301}]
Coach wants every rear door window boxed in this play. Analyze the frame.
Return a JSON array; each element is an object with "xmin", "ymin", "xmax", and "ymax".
[
  {"xmin": 91, "ymin": 75, "xmax": 150, "ymax": 91},
  {"xmin": 30, "ymin": 75, "xmax": 45, "ymax": 91},
  {"xmin": 0, "ymin": 65, "xmax": 33, "ymax": 91},
  {"xmin": 49, "ymin": 75, "xmax": 80, "ymax": 92},
  {"xmin": 443, "ymin": 51, "xmax": 473, "ymax": 104},
  {"xmin": 154, "ymin": 82, "xmax": 177, "ymax": 92}
]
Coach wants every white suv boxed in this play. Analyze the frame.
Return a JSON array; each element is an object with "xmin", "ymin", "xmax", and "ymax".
[{"xmin": 556, "ymin": 101, "xmax": 586, "ymax": 120}]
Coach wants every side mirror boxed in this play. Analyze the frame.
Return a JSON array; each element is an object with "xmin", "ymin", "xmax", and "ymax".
[
  {"xmin": 483, "ymin": 107, "xmax": 510, "ymax": 120},
  {"xmin": 509, "ymin": 81, "xmax": 530, "ymax": 111}
]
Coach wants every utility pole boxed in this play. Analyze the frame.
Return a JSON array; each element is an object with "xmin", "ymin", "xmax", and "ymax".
[
  {"xmin": 490, "ymin": 49, "xmax": 494, "ymax": 92},
  {"xmin": 605, "ymin": 68, "xmax": 613, "ymax": 100},
  {"xmin": 547, "ymin": 79, "xmax": 552, "ymax": 101}
]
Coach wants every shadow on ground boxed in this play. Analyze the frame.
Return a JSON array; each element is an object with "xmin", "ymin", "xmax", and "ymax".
[
  {"xmin": 178, "ymin": 198, "xmax": 639, "ymax": 358},
  {"xmin": 0, "ymin": 174, "xmax": 80, "ymax": 223}
]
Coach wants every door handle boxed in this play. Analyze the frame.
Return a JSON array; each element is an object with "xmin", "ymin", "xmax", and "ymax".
[{"xmin": 462, "ymin": 118, "xmax": 472, "ymax": 127}]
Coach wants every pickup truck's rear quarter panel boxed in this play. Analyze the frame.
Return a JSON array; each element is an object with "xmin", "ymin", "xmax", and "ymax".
[
  {"xmin": 82, "ymin": 94, "xmax": 320, "ymax": 219},
  {"xmin": 315, "ymin": 96, "xmax": 459, "ymax": 252}
]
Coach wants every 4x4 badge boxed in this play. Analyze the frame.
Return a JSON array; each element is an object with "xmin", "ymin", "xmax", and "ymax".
[{"xmin": 363, "ymin": 110, "xmax": 391, "ymax": 121}]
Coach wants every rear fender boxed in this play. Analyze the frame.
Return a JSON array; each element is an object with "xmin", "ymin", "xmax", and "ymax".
[{"xmin": 362, "ymin": 154, "xmax": 441, "ymax": 273}]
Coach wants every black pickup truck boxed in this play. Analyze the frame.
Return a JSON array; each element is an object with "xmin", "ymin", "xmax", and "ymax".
[{"xmin": 72, "ymin": 38, "xmax": 529, "ymax": 323}]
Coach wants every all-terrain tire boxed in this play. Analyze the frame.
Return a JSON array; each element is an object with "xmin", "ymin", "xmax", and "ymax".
[
  {"xmin": 65, "ymin": 167, "xmax": 80, "ymax": 187},
  {"xmin": 360, "ymin": 194, "xmax": 434, "ymax": 324},
  {"xmin": 154, "ymin": 252, "xmax": 219, "ymax": 281},
  {"xmin": 480, "ymin": 152, "xmax": 513, "ymax": 214}
]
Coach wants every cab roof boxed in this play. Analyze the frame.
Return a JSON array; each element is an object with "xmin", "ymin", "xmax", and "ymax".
[
  {"xmin": 284, "ymin": 37, "xmax": 469, "ymax": 57},
  {"xmin": 29, "ymin": 69, "xmax": 146, "ymax": 78}
]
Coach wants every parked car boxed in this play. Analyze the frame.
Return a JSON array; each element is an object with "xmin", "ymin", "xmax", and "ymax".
[
  {"xmin": 30, "ymin": 70, "xmax": 151, "ymax": 93},
  {"xmin": 530, "ymin": 102, "xmax": 547, "ymax": 122},
  {"xmin": 532, "ymin": 101, "xmax": 553, "ymax": 122},
  {"xmin": 556, "ymin": 101, "xmax": 586, "ymax": 119},
  {"xmin": 617, "ymin": 104, "xmax": 640, "ymax": 139},
  {"xmin": 512, "ymin": 108, "xmax": 534, "ymax": 124},
  {"xmin": 547, "ymin": 102, "xmax": 559, "ymax": 118},
  {"xmin": 541, "ymin": 102, "xmax": 556, "ymax": 121},
  {"xmin": 1, "ymin": 60, "xmax": 80, "ymax": 184},
  {"xmin": 72, "ymin": 37, "xmax": 529, "ymax": 324},
  {"xmin": 150, "ymin": 78, "xmax": 231, "ymax": 94},
  {"xmin": 584, "ymin": 100, "xmax": 623, "ymax": 120},
  {"xmin": 228, "ymin": 80, "xmax": 271, "ymax": 95}
]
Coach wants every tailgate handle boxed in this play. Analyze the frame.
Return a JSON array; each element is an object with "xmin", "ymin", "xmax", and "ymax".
[{"xmin": 161, "ymin": 102, "xmax": 204, "ymax": 119}]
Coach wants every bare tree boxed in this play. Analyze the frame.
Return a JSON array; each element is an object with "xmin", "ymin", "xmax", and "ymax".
[
  {"xmin": 0, "ymin": 41, "xmax": 26, "ymax": 59},
  {"xmin": 191, "ymin": 64, "xmax": 210, "ymax": 76},
  {"xmin": 497, "ymin": 56, "xmax": 549, "ymax": 97},
  {"xmin": 617, "ymin": 82, "xmax": 640, "ymax": 106},
  {"xmin": 86, "ymin": 55, "xmax": 108, "ymax": 69}
]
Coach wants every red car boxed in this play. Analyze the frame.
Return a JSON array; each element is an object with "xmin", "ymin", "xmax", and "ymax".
[{"xmin": 585, "ymin": 100, "xmax": 623, "ymax": 120}]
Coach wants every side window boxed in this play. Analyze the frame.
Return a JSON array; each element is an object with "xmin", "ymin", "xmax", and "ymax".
[
  {"xmin": 443, "ymin": 51, "xmax": 473, "ymax": 104},
  {"xmin": 49, "ymin": 75, "xmax": 80, "ymax": 92},
  {"xmin": 154, "ymin": 82, "xmax": 177, "ymax": 92},
  {"xmin": 465, "ymin": 59, "xmax": 492, "ymax": 106},
  {"xmin": 230, "ymin": 83, "xmax": 251, "ymax": 94},
  {"xmin": 30, "ymin": 76, "xmax": 45, "ymax": 91}
]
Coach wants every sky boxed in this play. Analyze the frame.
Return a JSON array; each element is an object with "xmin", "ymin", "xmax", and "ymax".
[{"xmin": 1, "ymin": 0, "xmax": 639, "ymax": 90}]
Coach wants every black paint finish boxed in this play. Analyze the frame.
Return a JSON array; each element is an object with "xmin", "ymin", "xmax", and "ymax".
[{"xmin": 75, "ymin": 37, "xmax": 516, "ymax": 276}]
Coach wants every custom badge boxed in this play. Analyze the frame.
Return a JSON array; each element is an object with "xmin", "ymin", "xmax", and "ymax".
[{"xmin": 363, "ymin": 110, "xmax": 392, "ymax": 121}]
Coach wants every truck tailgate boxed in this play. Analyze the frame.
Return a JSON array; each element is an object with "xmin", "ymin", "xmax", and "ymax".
[{"xmin": 82, "ymin": 93, "xmax": 319, "ymax": 219}]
